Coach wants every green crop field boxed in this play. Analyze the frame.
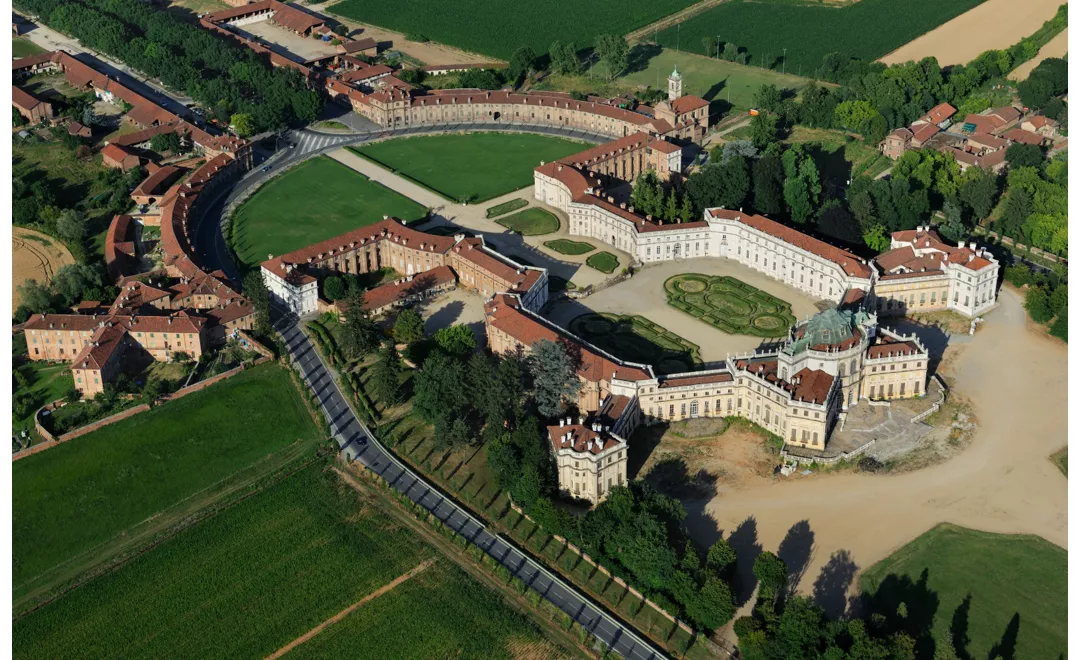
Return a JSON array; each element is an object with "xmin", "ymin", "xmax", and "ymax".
[
  {"xmin": 230, "ymin": 156, "xmax": 427, "ymax": 269},
  {"xmin": 544, "ymin": 239, "xmax": 595, "ymax": 255},
  {"xmin": 860, "ymin": 524, "xmax": 1067, "ymax": 660},
  {"xmin": 329, "ymin": 0, "xmax": 697, "ymax": 60},
  {"xmin": 494, "ymin": 208, "xmax": 560, "ymax": 235},
  {"xmin": 287, "ymin": 560, "xmax": 566, "ymax": 659},
  {"xmin": 586, "ymin": 251, "xmax": 619, "ymax": 273},
  {"xmin": 350, "ymin": 133, "xmax": 585, "ymax": 203},
  {"xmin": 13, "ymin": 363, "xmax": 323, "ymax": 607},
  {"xmin": 619, "ymin": 47, "xmax": 813, "ymax": 113},
  {"xmin": 568, "ymin": 313, "xmax": 700, "ymax": 375},
  {"xmin": 656, "ymin": 0, "xmax": 987, "ymax": 76},
  {"xmin": 13, "ymin": 464, "xmax": 435, "ymax": 659},
  {"xmin": 665, "ymin": 274, "xmax": 795, "ymax": 337}
]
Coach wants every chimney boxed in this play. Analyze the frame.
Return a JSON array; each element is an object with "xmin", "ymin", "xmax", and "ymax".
[
  {"xmin": 620, "ymin": 202, "xmax": 626, "ymax": 209},
  {"xmin": 559, "ymin": 418, "xmax": 565, "ymax": 428},
  {"xmin": 577, "ymin": 416, "xmax": 584, "ymax": 425}
]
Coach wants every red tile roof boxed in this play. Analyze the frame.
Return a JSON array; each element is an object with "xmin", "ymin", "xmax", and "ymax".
[
  {"xmin": 910, "ymin": 123, "xmax": 940, "ymax": 145},
  {"xmin": 11, "ymin": 85, "xmax": 44, "ymax": 111},
  {"xmin": 1001, "ymin": 128, "xmax": 1043, "ymax": 145},
  {"xmin": 362, "ymin": 265, "xmax": 455, "ymax": 311},
  {"xmin": 547, "ymin": 423, "xmax": 622, "ymax": 455},
  {"xmin": 659, "ymin": 371, "xmax": 733, "ymax": 388},
  {"xmin": 921, "ymin": 102, "xmax": 956, "ymax": 125},
  {"xmin": 734, "ymin": 358, "xmax": 834, "ymax": 405},
  {"xmin": 866, "ymin": 335, "xmax": 925, "ymax": 359},
  {"xmin": 132, "ymin": 166, "xmax": 181, "ymax": 198},
  {"xmin": 670, "ymin": 95, "xmax": 709, "ymax": 114}
]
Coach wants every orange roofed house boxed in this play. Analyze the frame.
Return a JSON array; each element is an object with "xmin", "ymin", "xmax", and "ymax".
[{"xmin": 261, "ymin": 218, "xmax": 548, "ymax": 316}]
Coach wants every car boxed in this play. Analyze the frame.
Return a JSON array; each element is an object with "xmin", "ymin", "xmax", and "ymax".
[
  {"xmin": 261, "ymin": 165, "xmax": 271, "ymax": 173},
  {"xmin": 289, "ymin": 142, "xmax": 296, "ymax": 149}
]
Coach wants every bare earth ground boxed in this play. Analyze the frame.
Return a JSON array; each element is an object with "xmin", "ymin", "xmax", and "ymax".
[
  {"xmin": 682, "ymin": 287, "xmax": 1066, "ymax": 642},
  {"xmin": 239, "ymin": 19, "xmax": 340, "ymax": 62},
  {"xmin": 315, "ymin": 1, "xmax": 503, "ymax": 65},
  {"xmin": 13, "ymin": 227, "xmax": 75, "ymax": 313},
  {"xmin": 879, "ymin": 0, "xmax": 1063, "ymax": 66},
  {"xmin": 1009, "ymin": 28, "xmax": 1068, "ymax": 80}
]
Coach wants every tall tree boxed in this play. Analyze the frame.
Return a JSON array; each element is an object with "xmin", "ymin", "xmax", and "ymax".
[
  {"xmin": 958, "ymin": 167, "xmax": 998, "ymax": 221},
  {"xmin": 595, "ymin": 34, "xmax": 629, "ymax": 80},
  {"xmin": 528, "ymin": 339, "xmax": 580, "ymax": 418},
  {"xmin": 508, "ymin": 46, "xmax": 537, "ymax": 83},
  {"xmin": 433, "ymin": 324, "xmax": 477, "ymax": 357},
  {"xmin": 371, "ymin": 344, "xmax": 403, "ymax": 405},
  {"xmin": 752, "ymin": 153, "xmax": 785, "ymax": 215},
  {"xmin": 392, "ymin": 308, "xmax": 425, "ymax": 345},
  {"xmin": 749, "ymin": 112, "xmax": 778, "ymax": 149},
  {"xmin": 413, "ymin": 351, "xmax": 470, "ymax": 428},
  {"xmin": 242, "ymin": 270, "xmax": 272, "ymax": 336},
  {"xmin": 340, "ymin": 289, "xmax": 381, "ymax": 359},
  {"xmin": 783, "ymin": 177, "xmax": 813, "ymax": 223}
]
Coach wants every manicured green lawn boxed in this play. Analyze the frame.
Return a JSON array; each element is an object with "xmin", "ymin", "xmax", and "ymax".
[
  {"xmin": 349, "ymin": 133, "xmax": 586, "ymax": 203},
  {"xmin": 619, "ymin": 48, "xmax": 813, "ymax": 112},
  {"xmin": 13, "ymin": 464, "xmax": 434, "ymax": 660},
  {"xmin": 13, "ymin": 363, "xmax": 323, "ymax": 605},
  {"xmin": 860, "ymin": 524, "xmax": 1067, "ymax": 660},
  {"xmin": 485, "ymin": 198, "xmax": 529, "ymax": 218},
  {"xmin": 288, "ymin": 560, "xmax": 559, "ymax": 659},
  {"xmin": 494, "ymin": 207, "xmax": 560, "ymax": 235},
  {"xmin": 231, "ymin": 156, "xmax": 427, "ymax": 269},
  {"xmin": 568, "ymin": 313, "xmax": 700, "ymax": 375},
  {"xmin": 665, "ymin": 273, "xmax": 795, "ymax": 337},
  {"xmin": 585, "ymin": 251, "xmax": 619, "ymax": 273},
  {"xmin": 1051, "ymin": 448, "xmax": 1067, "ymax": 476},
  {"xmin": 13, "ymin": 36, "xmax": 46, "ymax": 57},
  {"xmin": 656, "ymin": 0, "xmax": 987, "ymax": 75},
  {"xmin": 544, "ymin": 239, "xmax": 595, "ymax": 255}
]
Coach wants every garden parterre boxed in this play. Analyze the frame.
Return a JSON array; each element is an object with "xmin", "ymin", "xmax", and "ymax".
[
  {"xmin": 664, "ymin": 274, "xmax": 796, "ymax": 338},
  {"xmin": 567, "ymin": 313, "xmax": 701, "ymax": 375}
]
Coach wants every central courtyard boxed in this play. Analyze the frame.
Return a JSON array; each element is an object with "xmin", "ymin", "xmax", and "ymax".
[
  {"xmin": 665, "ymin": 273, "xmax": 797, "ymax": 338},
  {"xmin": 546, "ymin": 258, "xmax": 822, "ymax": 362}
]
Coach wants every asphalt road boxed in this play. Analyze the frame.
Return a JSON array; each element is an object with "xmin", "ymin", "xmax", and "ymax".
[
  {"xmin": 272, "ymin": 309, "xmax": 668, "ymax": 660},
  {"xmin": 192, "ymin": 121, "xmax": 612, "ymax": 284}
]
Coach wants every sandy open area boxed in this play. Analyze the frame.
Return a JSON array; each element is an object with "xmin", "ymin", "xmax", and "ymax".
[
  {"xmin": 236, "ymin": 20, "xmax": 340, "ymax": 62},
  {"xmin": 545, "ymin": 258, "xmax": 822, "ymax": 362},
  {"xmin": 1009, "ymin": 28, "xmax": 1068, "ymax": 80},
  {"xmin": 13, "ymin": 227, "xmax": 75, "ymax": 313},
  {"xmin": 679, "ymin": 286, "xmax": 1066, "ymax": 634},
  {"xmin": 879, "ymin": 0, "xmax": 1063, "ymax": 66}
]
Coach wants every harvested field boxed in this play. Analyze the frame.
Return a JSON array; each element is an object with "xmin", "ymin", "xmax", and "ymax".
[
  {"xmin": 13, "ymin": 227, "xmax": 75, "ymax": 314},
  {"xmin": 880, "ymin": 0, "xmax": 1065, "ymax": 66},
  {"xmin": 1010, "ymin": 29, "xmax": 1068, "ymax": 80}
]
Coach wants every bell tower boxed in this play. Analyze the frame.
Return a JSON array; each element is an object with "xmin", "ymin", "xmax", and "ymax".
[{"xmin": 667, "ymin": 66, "xmax": 683, "ymax": 101}]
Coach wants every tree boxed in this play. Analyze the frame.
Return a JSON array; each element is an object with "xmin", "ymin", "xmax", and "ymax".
[
  {"xmin": 1005, "ymin": 143, "xmax": 1044, "ymax": 169},
  {"xmin": 13, "ymin": 107, "xmax": 28, "ymax": 127},
  {"xmin": 663, "ymin": 189, "xmax": 679, "ymax": 222},
  {"xmin": 397, "ymin": 67, "xmax": 424, "ymax": 85},
  {"xmin": 229, "ymin": 112, "xmax": 255, "ymax": 138},
  {"xmin": 55, "ymin": 208, "xmax": 87, "ymax": 243},
  {"xmin": 749, "ymin": 112, "xmax": 778, "ymax": 150},
  {"xmin": 753, "ymin": 85, "xmax": 782, "ymax": 114},
  {"xmin": 783, "ymin": 176, "xmax": 813, "ymax": 223},
  {"xmin": 433, "ymin": 324, "xmax": 476, "ymax": 357},
  {"xmin": 1024, "ymin": 286, "xmax": 1053, "ymax": 323},
  {"xmin": 392, "ymin": 308, "xmax": 425, "ymax": 345},
  {"xmin": 679, "ymin": 196, "xmax": 695, "ymax": 223},
  {"xmin": 458, "ymin": 68, "xmax": 504, "ymax": 90},
  {"xmin": 372, "ymin": 344, "xmax": 404, "ymax": 405},
  {"xmin": 549, "ymin": 41, "xmax": 580, "ymax": 76},
  {"xmin": 243, "ymin": 270, "xmax": 272, "ymax": 336},
  {"xmin": 340, "ymin": 289, "xmax": 381, "ymax": 359},
  {"xmin": 958, "ymin": 167, "xmax": 997, "ymax": 221},
  {"xmin": 595, "ymin": 34, "xmax": 629, "ymax": 80},
  {"xmin": 706, "ymin": 537, "xmax": 737, "ymax": 577},
  {"xmin": 937, "ymin": 200, "xmax": 967, "ymax": 243},
  {"xmin": 16, "ymin": 279, "xmax": 54, "ymax": 315},
  {"xmin": 722, "ymin": 140, "xmax": 758, "ymax": 163},
  {"xmin": 322, "ymin": 276, "xmax": 346, "ymax": 301},
  {"xmin": 508, "ymin": 46, "xmax": 537, "ymax": 84},
  {"xmin": 413, "ymin": 351, "xmax": 470, "ymax": 427},
  {"xmin": 816, "ymin": 198, "xmax": 861, "ymax": 244},
  {"xmin": 51, "ymin": 263, "xmax": 100, "ymax": 305},
  {"xmin": 528, "ymin": 339, "xmax": 580, "ymax": 418},
  {"xmin": 863, "ymin": 224, "xmax": 891, "ymax": 252},
  {"xmin": 752, "ymin": 153, "xmax": 785, "ymax": 215},
  {"xmin": 753, "ymin": 551, "xmax": 787, "ymax": 600},
  {"xmin": 722, "ymin": 43, "xmax": 739, "ymax": 62},
  {"xmin": 149, "ymin": 131, "xmax": 182, "ymax": 154}
]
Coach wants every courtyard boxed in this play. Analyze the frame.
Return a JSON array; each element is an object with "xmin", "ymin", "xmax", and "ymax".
[
  {"xmin": 567, "ymin": 313, "xmax": 701, "ymax": 375},
  {"xmin": 233, "ymin": 19, "xmax": 339, "ymax": 62},
  {"xmin": 546, "ymin": 257, "xmax": 822, "ymax": 362},
  {"xmin": 665, "ymin": 273, "xmax": 797, "ymax": 338}
]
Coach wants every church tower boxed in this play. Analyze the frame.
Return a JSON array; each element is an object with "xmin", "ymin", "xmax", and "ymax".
[{"xmin": 667, "ymin": 66, "xmax": 683, "ymax": 101}]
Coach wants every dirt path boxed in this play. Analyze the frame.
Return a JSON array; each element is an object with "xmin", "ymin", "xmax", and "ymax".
[
  {"xmin": 879, "ymin": 0, "xmax": 1063, "ymax": 66},
  {"xmin": 13, "ymin": 227, "xmax": 75, "ymax": 314},
  {"xmin": 690, "ymin": 286, "xmax": 1066, "ymax": 638},
  {"xmin": 265, "ymin": 559, "xmax": 436, "ymax": 659},
  {"xmin": 625, "ymin": 0, "xmax": 732, "ymax": 43},
  {"xmin": 313, "ymin": 2, "xmax": 502, "ymax": 66},
  {"xmin": 1009, "ymin": 29, "xmax": 1068, "ymax": 80}
]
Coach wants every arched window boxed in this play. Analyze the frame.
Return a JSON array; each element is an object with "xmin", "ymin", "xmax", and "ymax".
[
  {"xmin": 690, "ymin": 400, "xmax": 699, "ymax": 418},
  {"xmin": 850, "ymin": 358, "xmax": 857, "ymax": 375}
]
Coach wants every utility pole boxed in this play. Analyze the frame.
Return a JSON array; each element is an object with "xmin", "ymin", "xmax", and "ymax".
[
  {"xmin": 783, "ymin": 48, "xmax": 787, "ymax": 75},
  {"xmin": 716, "ymin": 35, "xmax": 721, "ymax": 60},
  {"xmin": 677, "ymin": 23, "xmax": 680, "ymax": 52}
]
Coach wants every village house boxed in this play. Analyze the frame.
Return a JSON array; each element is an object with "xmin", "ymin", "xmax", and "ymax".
[{"xmin": 12, "ymin": 85, "xmax": 55, "ymax": 124}]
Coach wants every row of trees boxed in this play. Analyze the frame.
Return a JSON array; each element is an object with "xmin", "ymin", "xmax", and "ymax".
[
  {"xmin": 993, "ymin": 154, "xmax": 1068, "ymax": 256},
  {"xmin": 700, "ymin": 38, "xmax": 752, "ymax": 65},
  {"xmin": 16, "ymin": 0, "xmax": 322, "ymax": 132}
]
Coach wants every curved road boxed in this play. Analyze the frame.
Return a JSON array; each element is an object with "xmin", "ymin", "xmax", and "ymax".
[{"xmin": 273, "ymin": 308, "xmax": 669, "ymax": 660}]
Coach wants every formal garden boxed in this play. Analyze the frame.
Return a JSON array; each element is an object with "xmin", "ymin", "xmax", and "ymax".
[
  {"xmin": 567, "ymin": 313, "xmax": 701, "ymax": 375},
  {"xmin": 543, "ymin": 239, "xmax": 595, "ymax": 255},
  {"xmin": 586, "ymin": 251, "xmax": 619, "ymax": 273},
  {"xmin": 493, "ymin": 207, "xmax": 560, "ymax": 235},
  {"xmin": 664, "ymin": 274, "xmax": 795, "ymax": 338}
]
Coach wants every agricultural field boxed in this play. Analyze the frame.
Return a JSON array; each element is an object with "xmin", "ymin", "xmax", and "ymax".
[
  {"xmin": 664, "ymin": 273, "xmax": 796, "ymax": 337},
  {"xmin": 619, "ymin": 47, "xmax": 813, "ymax": 113},
  {"xmin": 881, "ymin": 0, "xmax": 1065, "ymax": 67},
  {"xmin": 586, "ymin": 251, "xmax": 619, "ymax": 273},
  {"xmin": 655, "ymin": 0, "xmax": 987, "ymax": 76},
  {"xmin": 350, "ymin": 133, "xmax": 585, "ymax": 203},
  {"xmin": 13, "ymin": 464, "xmax": 434, "ymax": 659},
  {"xmin": 13, "ymin": 227, "xmax": 76, "ymax": 314},
  {"xmin": 544, "ymin": 239, "xmax": 595, "ymax": 255},
  {"xmin": 567, "ymin": 313, "xmax": 701, "ymax": 374},
  {"xmin": 494, "ymin": 208, "xmax": 560, "ymax": 235},
  {"xmin": 230, "ymin": 156, "xmax": 427, "ymax": 269},
  {"xmin": 13, "ymin": 363, "xmax": 323, "ymax": 608},
  {"xmin": 860, "ymin": 524, "xmax": 1067, "ymax": 660},
  {"xmin": 329, "ymin": 0, "xmax": 698, "ymax": 60},
  {"xmin": 285, "ymin": 560, "xmax": 571, "ymax": 659}
]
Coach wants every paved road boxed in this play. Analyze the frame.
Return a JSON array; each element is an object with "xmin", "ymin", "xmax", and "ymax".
[
  {"xmin": 192, "ymin": 122, "xmax": 610, "ymax": 283},
  {"xmin": 272, "ymin": 309, "xmax": 668, "ymax": 660}
]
